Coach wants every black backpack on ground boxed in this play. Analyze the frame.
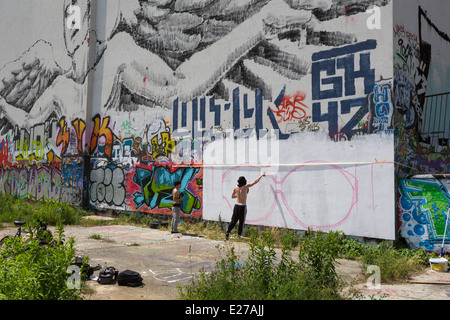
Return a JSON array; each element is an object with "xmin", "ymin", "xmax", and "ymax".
[
  {"xmin": 98, "ymin": 266, "xmax": 118, "ymax": 285},
  {"xmin": 117, "ymin": 270, "xmax": 144, "ymax": 287}
]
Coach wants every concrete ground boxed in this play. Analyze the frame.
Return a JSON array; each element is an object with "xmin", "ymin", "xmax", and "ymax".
[{"xmin": 2, "ymin": 217, "xmax": 450, "ymax": 300}]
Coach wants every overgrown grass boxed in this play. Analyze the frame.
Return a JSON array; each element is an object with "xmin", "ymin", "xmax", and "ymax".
[
  {"xmin": 178, "ymin": 229, "xmax": 346, "ymax": 300},
  {"xmin": 178, "ymin": 227, "xmax": 438, "ymax": 300},
  {"xmin": 175, "ymin": 219, "xmax": 435, "ymax": 284},
  {"xmin": 0, "ymin": 194, "xmax": 91, "ymax": 227},
  {"xmin": 175, "ymin": 217, "xmax": 303, "ymax": 247},
  {"xmin": 0, "ymin": 194, "xmax": 172, "ymax": 230},
  {"xmin": 88, "ymin": 234, "xmax": 115, "ymax": 243},
  {"xmin": 0, "ymin": 222, "xmax": 83, "ymax": 300},
  {"xmin": 341, "ymin": 237, "xmax": 436, "ymax": 283}
]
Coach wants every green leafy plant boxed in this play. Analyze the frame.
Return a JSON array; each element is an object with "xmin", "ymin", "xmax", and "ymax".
[
  {"xmin": 0, "ymin": 194, "xmax": 90, "ymax": 226},
  {"xmin": 339, "ymin": 238, "xmax": 434, "ymax": 284},
  {"xmin": 297, "ymin": 229, "xmax": 345, "ymax": 298},
  {"xmin": 0, "ymin": 221, "xmax": 82, "ymax": 300},
  {"xmin": 178, "ymin": 228, "xmax": 346, "ymax": 300}
]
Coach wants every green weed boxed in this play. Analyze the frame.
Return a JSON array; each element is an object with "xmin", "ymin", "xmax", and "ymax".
[
  {"xmin": 178, "ymin": 228, "xmax": 346, "ymax": 300},
  {"xmin": 339, "ymin": 238, "xmax": 434, "ymax": 283},
  {"xmin": 88, "ymin": 234, "xmax": 103, "ymax": 240},
  {"xmin": 0, "ymin": 222, "xmax": 82, "ymax": 300},
  {"xmin": 0, "ymin": 194, "xmax": 90, "ymax": 226}
]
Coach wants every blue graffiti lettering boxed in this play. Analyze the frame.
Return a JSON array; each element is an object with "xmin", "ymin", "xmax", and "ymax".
[{"xmin": 312, "ymin": 40, "xmax": 377, "ymax": 140}]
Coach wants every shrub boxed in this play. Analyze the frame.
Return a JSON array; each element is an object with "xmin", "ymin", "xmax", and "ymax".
[
  {"xmin": 0, "ymin": 222, "xmax": 83, "ymax": 300},
  {"xmin": 297, "ymin": 229, "xmax": 345, "ymax": 298},
  {"xmin": 340, "ymin": 238, "xmax": 433, "ymax": 284},
  {"xmin": 359, "ymin": 241, "xmax": 431, "ymax": 283}
]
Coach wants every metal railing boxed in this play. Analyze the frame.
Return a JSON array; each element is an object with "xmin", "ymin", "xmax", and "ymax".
[{"xmin": 421, "ymin": 92, "xmax": 450, "ymax": 145}]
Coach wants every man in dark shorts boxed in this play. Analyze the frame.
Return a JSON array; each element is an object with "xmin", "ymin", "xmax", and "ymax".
[{"xmin": 226, "ymin": 172, "xmax": 265, "ymax": 240}]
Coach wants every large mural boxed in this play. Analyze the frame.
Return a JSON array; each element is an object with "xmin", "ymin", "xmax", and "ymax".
[{"xmin": 0, "ymin": 0, "xmax": 403, "ymax": 240}]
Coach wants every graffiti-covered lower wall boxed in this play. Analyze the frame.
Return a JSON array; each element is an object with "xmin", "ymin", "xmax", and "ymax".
[
  {"xmin": 394, "ymin": 0, "xmax": 450, "ymax": 252},
  {"xmin": 0, "ymin": 0, "xmax": 399, "ymax": 240},
  {"xmin": 0, "ymin": 0, "xmax": 89, "ymax": 206},
  {"xmin": 398, "ymin": 176, "xmax": 450, "ymax": 252}
]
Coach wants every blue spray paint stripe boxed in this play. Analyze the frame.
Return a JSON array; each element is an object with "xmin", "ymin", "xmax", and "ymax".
[
  {"xmin": 192, "ymin": 97, "xmax": 198, "ymax": 132},
  {"xmin": 312, "ymin": 101, "xmax": 338, "ymax": 138},
  {"xmin": 182, "ymin": 102, "xmax": 187, "ymax": 127},
  {"xmin": 255, "ymin": 89, "xmax": 263, "ymax": 139},
  {"xmin": 173, "ymin": 98, "xmax": 179, "ymax": 132},
  {"xmin": 209, "ymin": 97, "xmax": 221, "ymax": 126},
  {"xmin": 200, "ymin": 97, "xmax": 206, "ymax": 129},
  {"xmin": 233, "ymin": 88, "xmax": 240, "ymax": 130}
]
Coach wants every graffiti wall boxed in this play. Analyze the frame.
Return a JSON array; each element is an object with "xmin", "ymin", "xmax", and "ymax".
[
  {"xmin": 0, "ymin": 0, "xmax": 89, "ymax": 206},
  {"xmin": 398, "ymin": 176, "xmax": 450, "ymax": 253},
  {"xmin": 195, "ymin": 0, "xmax": 396, "ymax": 239},
  {"xmin": 0, "ymin": 0, "xmax": 399, "ymax": 240},
  {"xmin": 394, "ymin": 0, "xmax": 450, "ymax": 251},
  {"xmin": 394, "ymin": 0, "xmax": 450, "ymax": 175},
  {"xmin": 85, "ymin": 0, "xmax": 396, "ymax": 238}
]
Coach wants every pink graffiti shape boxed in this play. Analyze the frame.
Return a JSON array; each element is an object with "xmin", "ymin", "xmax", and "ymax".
[{"xmin": 222, "ymin": 161, "xmax": 358, "ymax": 231}]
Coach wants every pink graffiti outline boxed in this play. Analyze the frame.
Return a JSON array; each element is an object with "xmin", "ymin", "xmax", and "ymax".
[{"xmin": 221, "ymin": 160, "xmax": 359, "ymax": 231}]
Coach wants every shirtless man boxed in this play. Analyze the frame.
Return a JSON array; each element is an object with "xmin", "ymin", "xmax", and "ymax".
[
  {"xmin": 171, "ymin": 180, "xmax": 184, "ymax": 234},
  {"xmin": 226, "ymin": 172, "xmax": 265, "ymax": 240}
]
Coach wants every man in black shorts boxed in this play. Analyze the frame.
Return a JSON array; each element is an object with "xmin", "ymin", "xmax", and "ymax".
[{"xmin": 226, "ymin": 172, "xmax": 265, "ymax": 240}]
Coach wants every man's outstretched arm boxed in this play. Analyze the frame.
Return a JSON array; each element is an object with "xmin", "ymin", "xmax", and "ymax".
[{"xmin": 247, "ymin": 172, "xmax": 265, "ymax": 187}]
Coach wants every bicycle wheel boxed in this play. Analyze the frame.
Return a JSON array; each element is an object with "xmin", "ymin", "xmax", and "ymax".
[{"xmin": 0, "ymin": 235, "xmax": 12, "ymax": 248}]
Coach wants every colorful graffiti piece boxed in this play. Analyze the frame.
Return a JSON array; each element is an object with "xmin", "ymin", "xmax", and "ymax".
[
  {"xmin": 127, "ymin": 163, "xmax": 202, "ymax": 217},
  {"xmin": 398, "ymin": 178, "xmax": 450, "ymax": 252},
  {"xmin": 90, "ymin": 115, "xmax": 115, "ymax": 159},
  {"xmin": 0, "ymin": 162, "xmax": 83, "ymax": 205}
]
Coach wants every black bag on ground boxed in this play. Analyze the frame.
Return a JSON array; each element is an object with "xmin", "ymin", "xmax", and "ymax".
[
  {"xmin": 72, "ymin": 255, "xmax": 94, "ymax": 280},
  {"xmin": 98, "ymin": 266, "xmax": 118, "ymax": 285},
  {"xmin": 117, "ymin": 269, "xmax": 143, "ymax": 287},
  {"xmin": 73, "ymin": 261, "xmax": 94, "ymax": 280}
]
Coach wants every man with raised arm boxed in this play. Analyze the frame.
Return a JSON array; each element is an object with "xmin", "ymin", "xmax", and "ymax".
[{"xmin": 226, "ymin": 172, "xmax": 265, "ymax": 240}]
